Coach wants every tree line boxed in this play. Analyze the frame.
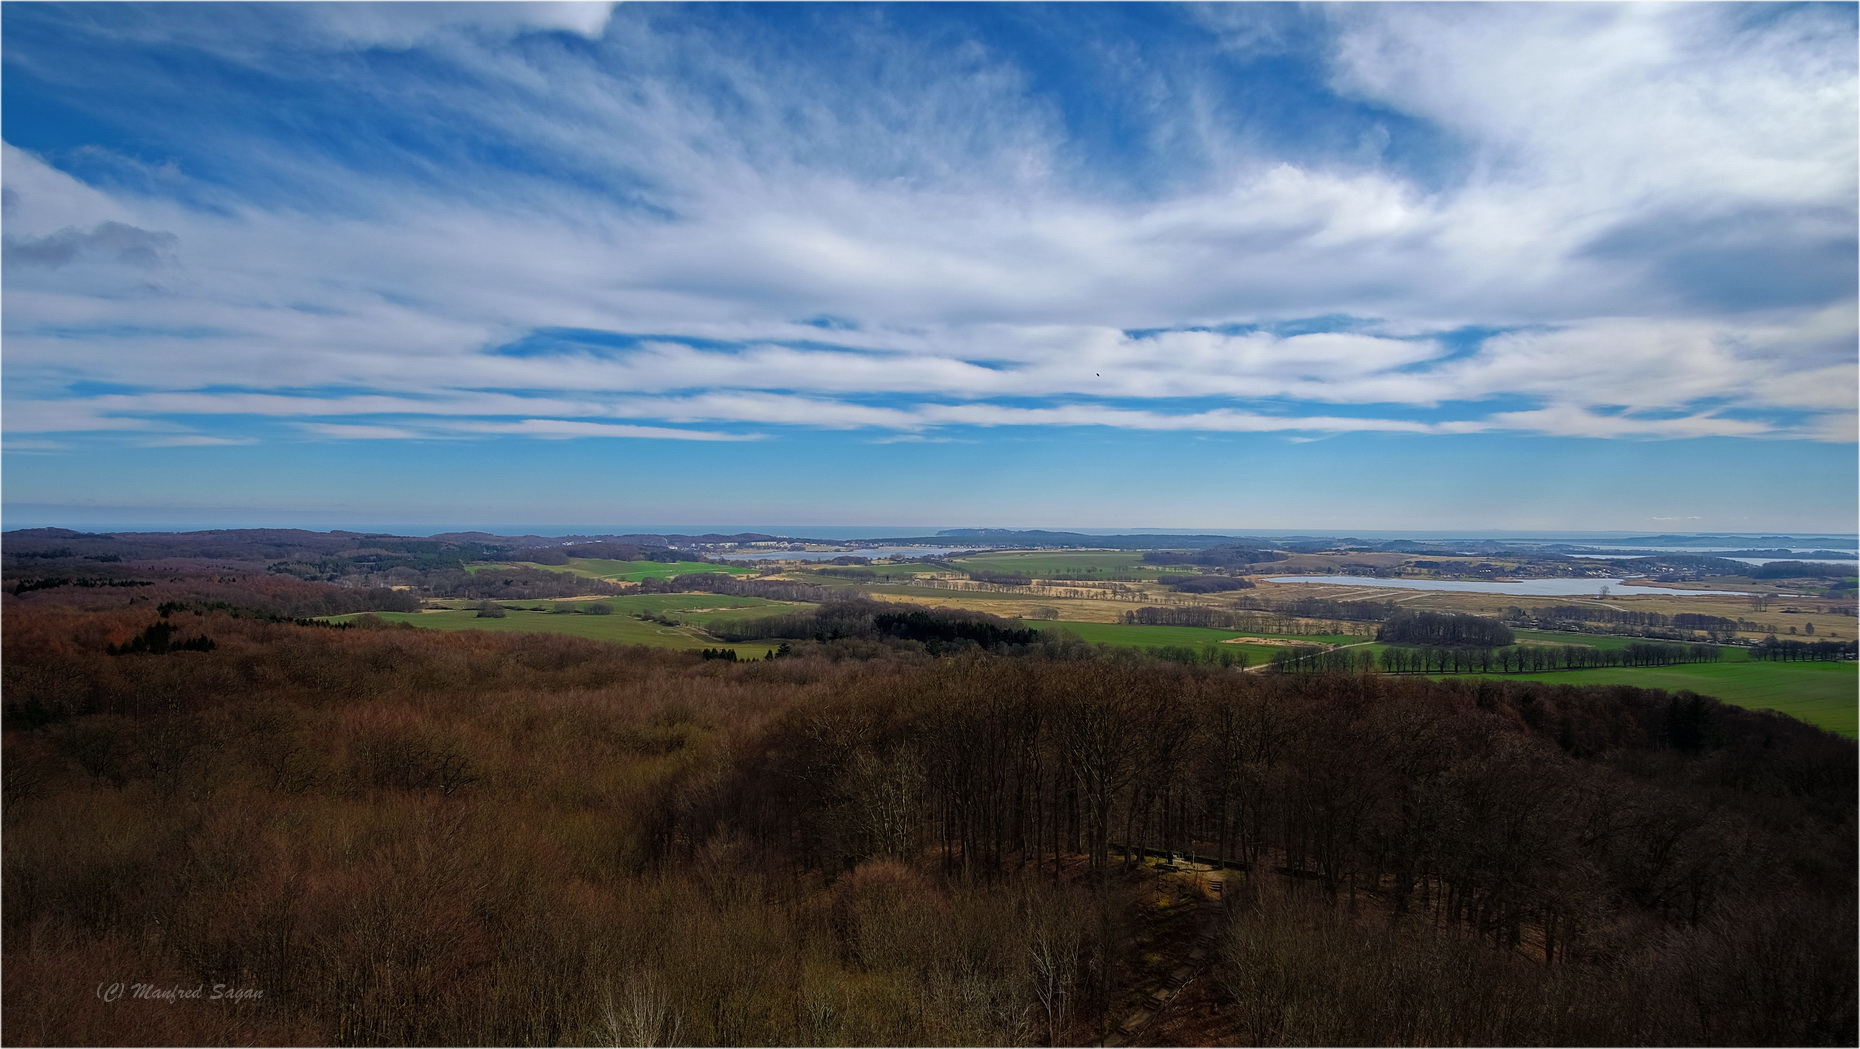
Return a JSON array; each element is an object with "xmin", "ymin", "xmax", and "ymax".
[
  {"xmin": 1375, "ymin": 641, "xmax": 1725, "ymax": 675},
  {"xmin": 1268, "ymin": 646, "xmax": 1374, "ymax": 673},
  {"xmin": 1169, "ymin": 575, "xmax": 1254, "ymax": 593},
  {"xmin": 968, "ymin": 569, "xmax": 1037, "ymax": 586},
  {"xmin": 1750, "ymin": 637, "xmax": 1857, "ymax": 662},
  {"xmin": 1121, "ymin": 604, "xmax": 1369, "ymax": 636},
  {"xmin": 1504, "ymin": 604, "xmax": 1766, "ymax": 638},
  {"xmin": 9, "ymin": 575, "xmax": 154, "ymax": 595},
  {"xmin": 707, "ymin": 599, "xmax": 1044, "ymax": 652},
  {"xmin": 1747, "ymin": 561, "xmax": 1855, "ymax": 579},
  {"xmin": 1144, "ymin": 644, "xmax": 1250, "ymax": 669},
  {"xmin": 1617, "ymin": 554, "xmax": 1754, "ymax": 577},
  {"xmin": 104, "ymin": 620, "xmax": 217, "ymax": 656}
]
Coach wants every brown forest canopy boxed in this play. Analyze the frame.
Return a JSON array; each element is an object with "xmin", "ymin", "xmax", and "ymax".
[{"xmin": 2, "ymin": 575, "xmax": 1854, "ymax": 1046}]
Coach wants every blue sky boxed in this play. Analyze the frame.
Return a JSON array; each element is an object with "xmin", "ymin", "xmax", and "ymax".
[{"xmin": 3, "ymin": 2, "xmax": 1856, "ymax": 533}]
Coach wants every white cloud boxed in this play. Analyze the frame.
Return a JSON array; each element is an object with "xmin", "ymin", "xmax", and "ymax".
[
  {"xmin": 0, "ymin": 143, "xmax": 135, "ymax": 236},
  {"xmin": 1476, "ymin": 404, "xmax": 1774, "ymax": 441},
  {"xmin": 309, "ymin": 2, "xmax": 617, "ymax": 48},
  {"xmin": 1, "ymin": 5, "xmax": 1852, "ymax": 447},
  {"xmin": 1, "ymin": 400, "xmax": 173, "ymax": 433},
  {"xmin": 286, "ymin": 418, "xmax": 756, "ymax": 442},
  {"xmin": 133, "ymin": 435, "xmax": 256, "ymax": 447},
  {"xmin": 445, "ymin": 419, "xmax": 760, "ymax": 441},
  {"xmin": 1327, "ymin": 4, "xmax": 1857, "ymax": 207},
  {"xmin": 1802, "ymin": 412, "xmax": 1860, "ymax": 444},
  {"xmin": 298, "ymin": 423, "xmax": 435, "ymax": 441}
]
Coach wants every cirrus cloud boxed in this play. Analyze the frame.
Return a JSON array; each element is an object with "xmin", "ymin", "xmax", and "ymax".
[{"xmin": 1, "ymin": 2, "xmax": 1852, "ymax": 454}]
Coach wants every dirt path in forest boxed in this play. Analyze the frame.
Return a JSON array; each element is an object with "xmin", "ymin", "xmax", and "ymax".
[{"xmin": 1100, "ymin": 860, "xmax": 1230, "ymax": 1047}]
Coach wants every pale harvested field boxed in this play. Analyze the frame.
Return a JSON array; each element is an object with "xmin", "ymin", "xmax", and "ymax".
[
  {"xmin": 857, "ymin": 589, "xmax": 1149, "ymax": 623},
  {"xmin": 1247, "ymin": 580, "xmax": 1857, "ymax": 640}
]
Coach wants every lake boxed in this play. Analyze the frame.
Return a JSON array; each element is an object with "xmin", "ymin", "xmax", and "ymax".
[
  {"xmin": 1569, "ymin": 554, "xmax": 1854, "ymax": 567},
  {"xmin": 1263, "ymin": 575, "xmax": 1759, "ymax": 597}
]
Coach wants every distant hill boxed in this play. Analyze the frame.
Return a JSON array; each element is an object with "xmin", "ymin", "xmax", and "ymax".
[
  {"xmin": 1612, "ymin": 533, "xmax": 1859, "ymax": 549},
  {"xmin": 1, "ymin": 527, "xmax": 820, "ymax": 564},
  {"xmin": 904, "ymin": 529, "xmax": 1266, "ymax": 550}
]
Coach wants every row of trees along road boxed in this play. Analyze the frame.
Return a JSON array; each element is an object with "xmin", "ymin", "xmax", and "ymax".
[{"xmin": 1374, "ymin": 641, "xmax": 1727, "ymax": 675}]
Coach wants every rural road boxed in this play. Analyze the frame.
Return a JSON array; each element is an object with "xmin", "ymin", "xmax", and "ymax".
[{"xmin": 1242, "ymin": 639, "xmax": 1377, "ymax": 673}]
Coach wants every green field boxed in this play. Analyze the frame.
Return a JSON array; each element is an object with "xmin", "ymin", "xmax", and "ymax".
[
  {"xmin": 1024, "ymin": 619, "xmax": 1362, "ymax": 665},
  {"xmin": 1512, "ymin": 628, "xmax": 1639, "ymax": 651},
  {"xmin": 855, "ymin": 562, "xmax": 950, "ymax": 578},
  {"xmin": 949, "ymin": 550, "xmax": 1199, "ymax": 580},
  {"xmin": 471, "ymin": 557, "xmax": 755, "ymax": 582},
  {"xmin": 1453, "ymin": 660, "xmax": 1856, "ymax": 738},
  {"xmin": 330, "ymin": 593, "xmax": 809, "ymax": 655},
  {"xmin": 426, "ymin": 593, "xmax": 801, "ymax": 617}
]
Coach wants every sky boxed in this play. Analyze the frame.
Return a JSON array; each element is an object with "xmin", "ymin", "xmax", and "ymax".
[{"xmin": 2, "ymin": 1, "xmax": 1856, "ymax": 534}]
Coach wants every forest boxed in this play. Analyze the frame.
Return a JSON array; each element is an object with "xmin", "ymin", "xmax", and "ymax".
[
  {"xmin": 1376, "ymin": 611, "xmax": 1516, "ymax": 647},
  {"xmin": 3, "ymin": 555, "xmax": 1856, "ymax": 1048},
  {"xmin": 704, "ymin": 599, "xmax": 1044, "ymax": 650},
  {"xmin": 1166, "ymin": 576, "xmax": 1256, "ymax": 593}
]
